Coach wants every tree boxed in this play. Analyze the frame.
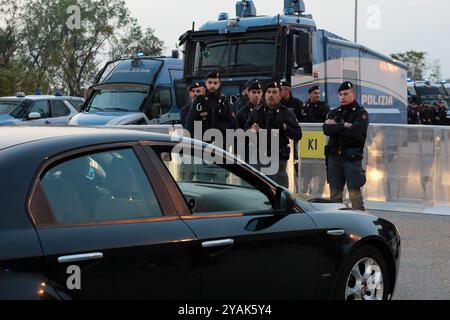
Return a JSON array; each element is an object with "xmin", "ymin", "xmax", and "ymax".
[
  {"xmin": 109, "ymin": 24, "xmax": 165, "ymax": 61},
  {"xmin": 391, "ymin": 51, "xmax": 428, "ymax": 80},
  {"xmin": 428, "ymin": 59, "xmax": 442, "ymax": 82},
  {"xmin": 0, "ymin": 0, "xmax": 165, "ymax": 96},
  {"xmin": 0, "ymin": 0, "xmax": 23, "ymax": 67}
]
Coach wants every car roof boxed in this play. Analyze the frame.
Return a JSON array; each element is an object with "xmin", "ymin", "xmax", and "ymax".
[
  {"xmin": 0, "ymin": 126, "xmax": 178, "ymax": 151},
  {"xmin": 0, "ymin": 95, "xmax": 84, "ymax": 101}
]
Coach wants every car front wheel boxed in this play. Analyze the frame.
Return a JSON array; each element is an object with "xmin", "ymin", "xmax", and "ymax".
[{"xmin": 334, "ymin": 245, "xmax": 390, "ymax": 300}]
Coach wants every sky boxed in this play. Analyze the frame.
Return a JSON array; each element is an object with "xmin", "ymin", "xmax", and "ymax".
[{"xmin": 125, "ymin": 0, "xmax": 450, "ymax": 79}]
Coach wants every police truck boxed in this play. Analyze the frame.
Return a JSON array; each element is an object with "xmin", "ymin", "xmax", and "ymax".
[{"xmin": 179, "ymin": 0, "xmax": 408, "ymax": 123}]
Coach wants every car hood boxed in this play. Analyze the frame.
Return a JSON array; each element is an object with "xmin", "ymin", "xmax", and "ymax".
[
  {"xmin": 0, "ymin": 114, "xmax": 22, "ymax": 125},
  {"xmin": 69, "ymin": 112, "xmax": 149, "ymax": 126}
]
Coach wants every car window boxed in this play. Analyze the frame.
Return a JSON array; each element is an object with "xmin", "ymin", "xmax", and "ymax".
[
  {"xmin": 51, "ymin": 100, "xmax": 71, "ymax": 117},
  {"xmin": 40, "ymin": 148, "xmax": 162, "ymax": 225},
  {"xmin": 29, "ymin": 100, "xmax": 50, "ymax": 118},
  {"xmin": 155, "ymin": 147, "xmax": 272, "ymax": 214}
]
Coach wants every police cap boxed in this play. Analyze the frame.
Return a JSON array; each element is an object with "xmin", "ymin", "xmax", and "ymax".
[
  {"xmin": 243, "ymin": 78, "xmax": 258, "ymax": 90},
  {"xmin": 308, "ymin": 85, "xmax": 320, "ymax": 94},
  {"xmin": 247, "ymin": 80, "xmax": 263, "ymax": 91},
  {"xmin": 338, "ymin": 81, "xmax": 354, "ymax": 92},
  {"xmin": 189, "ymin": 82, "xmax": 203, "ymax": 91},
  {"xmin": 206, "ymin": 71, "xmax": 220, "ymax": 80},
  {"xmin": 264, "ymin": 80, "xmax": 281, "ymax": 92},
  {"xmin": 280, "ymin": 80, "xmax": 291, "ymax": 87}
]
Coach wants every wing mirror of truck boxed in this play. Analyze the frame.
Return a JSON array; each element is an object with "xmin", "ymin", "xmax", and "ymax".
[
  {"xmin": 274, "ymin": 186, "xmax": 296, "ymax": 213},
  {"xmin": 28, "ymin": 112, "xmax": 42, "ymax": 120},
  {"xmin": 151, "ymin": 103, "xmax": 161, "ymax": 118}
]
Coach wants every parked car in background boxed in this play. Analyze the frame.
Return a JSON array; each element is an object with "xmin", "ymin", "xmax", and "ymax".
[{"xmin": 0, "ymin": 94, "xmax": 83, "ymax": 126}]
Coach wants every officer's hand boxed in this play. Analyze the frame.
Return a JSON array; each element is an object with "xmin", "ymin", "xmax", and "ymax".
[
  {"xmin": 344, "ymin": 122, "xmax": 353, "ymax": 128},
  {"xmin": 251, "ymin": 123, "xmax": 260, "ymax": 133},
  {"xmin": 200, "ymin": 111, "xmax": 208, "ymax": 118},
  {"xmin": 283, "ymin": 123, "xmax": 288, "ymax": 131},
  {"xmin": 325, "ymin": 119, "xmax": 337, "ymax": 125}
]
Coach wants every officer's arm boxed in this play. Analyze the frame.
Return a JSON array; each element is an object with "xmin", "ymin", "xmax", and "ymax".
[
  {"xmin": 318, "ymin": 103, "xmax": 331, "ymax": 123},
  {"xmin": 283, "ymin": 109, "xmax": 303, "ymax": 141},
  {"xmin": 224, "ymin": 100, "xmax": 237, "ymax": 130},
  {"xmin": 295, "ymin": 100, "xmax": 304, "ymax": 123},
  {"xmin": 323, "ymin": 110, "xmax": 345, "ymax": 136},
  {"xmin": 185, "ymin": 98, "xmax": 202, "ymax": 136},
  {"xmin": 245, "ymin": 109, "xmax": 257, "ymax": 131},
  {"xmin": 339, "ymin": 109, "xmax": 369, "ymax": 139}
]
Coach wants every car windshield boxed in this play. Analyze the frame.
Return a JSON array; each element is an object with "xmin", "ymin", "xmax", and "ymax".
[
  {"xmin": 87, "ymin": 89, "xmax": 148, "ymax": 113},
  {"xmin": 0, "ymin": 101, "xmax": 21, "ymax": 115},
  {"xmin": 10, "ymin": 100, "xmax": 32, "ymax": 119},
  {"xmin": 192, "ymin": 36, "xmax": 276, "ymax": 75}
]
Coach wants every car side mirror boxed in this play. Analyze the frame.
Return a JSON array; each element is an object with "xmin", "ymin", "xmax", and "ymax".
[
  {"xmin": 274, "ymin": 187, "xmax": 296, "ymax": 213},
  {"xmin": 28, "ymin": 112, "xmax": 41, "ymax": 120},
  {"xmin": 151, "ymin": 103, "xmax": 161, "ymax": 118}
]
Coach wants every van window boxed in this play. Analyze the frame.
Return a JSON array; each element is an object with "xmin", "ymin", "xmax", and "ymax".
[{"xmin": 152, "ymin": 86, "xmax": 172, "ymax": 115}]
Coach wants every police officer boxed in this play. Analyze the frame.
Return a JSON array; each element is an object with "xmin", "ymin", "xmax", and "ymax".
[
  {"xmin": 185, "ymin": 71, "xmax": 236, "ymax": 147},
  {"xmin": 236, "ymin": 80, "xmax": 263, "ymax": 129},
  {"xmin": 180, "ymin": 82, "xmax": 205, "ymax": 127},
  {"xmin": 323, "ymin": 81, "xmax": 369, "ymax": 211},
  {"xmin": 420, "ymin": 104, "xmax": 433, "ymax": 125},
  {"xmin": 235, "ymin": 80, "xmax": 263, "ymax": 163},
  {"xmin": 246, "ymin": 81, "xmax": 303, "ymax": 188},
  {"xmin": 232, "ymin": 78, "xmax": 258, "ymax": 116},
  {"xmin": 434, "ymin": 101, "xmax": 447, "ymax": 125},
  {"xmin": 302, "ymin": 86, "xmax": 330, "ymax": 123},
  {"xmin": 280, "ymin": 81, "xmax": 303, "ymax": 122}
]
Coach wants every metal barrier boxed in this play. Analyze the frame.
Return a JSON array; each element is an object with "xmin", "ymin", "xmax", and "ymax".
[
  {"xmin": 113, "ymin": 123, "xmax": 450, "ymax": 213},
  {"xmin": 297, "ymin": 123, "xmax": 450, "ymax": 212}
]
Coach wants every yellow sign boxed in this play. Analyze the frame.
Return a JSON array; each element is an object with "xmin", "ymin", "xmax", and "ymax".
[{"xmin": 299, "ymin": 131, "xmax": 326, "ymax": 159}]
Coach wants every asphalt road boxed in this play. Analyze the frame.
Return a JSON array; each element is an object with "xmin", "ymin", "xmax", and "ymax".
[{"xmin": 368, "ymin": 210, "xmax": 450, "ymax": 300}]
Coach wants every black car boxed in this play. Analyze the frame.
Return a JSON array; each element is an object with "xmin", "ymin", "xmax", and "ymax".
[{"xmin": 0, "ymin": 126, "xmax": 400, "ymax": 300}]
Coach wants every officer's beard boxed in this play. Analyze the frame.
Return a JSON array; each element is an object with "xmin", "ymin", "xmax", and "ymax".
[{"xmin": 206, "ymin": 88, "xmax": 221, "ymax": 99}]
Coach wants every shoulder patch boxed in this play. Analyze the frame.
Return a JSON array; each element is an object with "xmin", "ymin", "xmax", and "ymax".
[{"xmin": 361, "ymin": 110, "xmax": 369, "ymax": 120}]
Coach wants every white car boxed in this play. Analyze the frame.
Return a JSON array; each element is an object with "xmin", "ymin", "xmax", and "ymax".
[{"xmin": 0, "ymin": 94, "xmax": 84, "ymax": 126}]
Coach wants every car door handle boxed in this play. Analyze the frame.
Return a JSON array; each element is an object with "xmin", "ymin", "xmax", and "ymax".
[
  {"xmin": 202, "ymin": 239, "xmax": 234, "ymax": 248},
  {"xmin": 327, "ymin": 229, "xmax": 345, "ymax": 236},
  {"xmin": 58, "ymin": 252, "xmax": 103, "ymax": 264},
  {"xmin": 45, "ymin": 120, "xmax": 50, "ymax": 124}
]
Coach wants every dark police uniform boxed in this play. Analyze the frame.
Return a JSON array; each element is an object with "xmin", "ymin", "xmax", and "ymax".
[
  {"xmin": 323, "ymin": 81, "xmax": 369, "ymax": 211},
  {"xmin": 246, "ymin": 81, "xmax": 303, "ymax": 188},
  {"xmin": 185, "ymin": 72, "xmax": 236, "ymax": 183},
  {"xmin": 302, "ymin": 86, "xmax": 330, "ymax": 123},
  {"xmin": 185, "ymin": 73, "xmax": 236, "ymax": 146},
  {"xmin": 236, "ymin": 80, "xmax": 263, "ymax": 129},
  {"xmin": 235, "ymin": 81, "xmax": 263, "ymax": 163},
  {"xmin": 180, "ymin": 82, "xmax": 203, "ymax": 128},
  {"xmin": 281, "ymin": 81, "xmax": 304, "ymax": 123}
]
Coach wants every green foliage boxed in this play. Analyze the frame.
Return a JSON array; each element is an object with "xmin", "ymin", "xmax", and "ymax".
[
  {"xmin": 0, "ymin": 0, "xmax": 164, "ymax": 96},
  {"xmin": 391, "ymin": 51, "xmax": 429, "ymax": 81}
]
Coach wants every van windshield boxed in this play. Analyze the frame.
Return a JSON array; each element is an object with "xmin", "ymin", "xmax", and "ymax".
[{"xmin": 87, "ymin": 89, "xmax": 148, "ymax": 113}]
